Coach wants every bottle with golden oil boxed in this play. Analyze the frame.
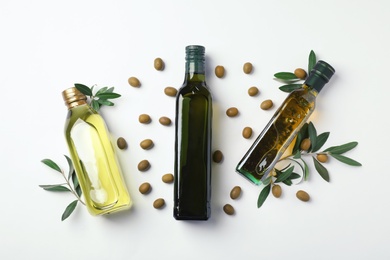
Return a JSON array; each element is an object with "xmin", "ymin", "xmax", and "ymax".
[
  {"xmin": 236, "ymin": 60, "xmax": 335, "ymax": 185},
  {"xmin": 62, "ymin": 87, "xmax": 132, "ymax": 215}
]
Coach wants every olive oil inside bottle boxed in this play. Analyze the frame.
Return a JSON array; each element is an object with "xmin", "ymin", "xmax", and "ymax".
[
  {"xmin": 63, "ymin": 87, "xmax": 131, "ymax": 215},
  {"xmin": 174, "ymin": 45, "xmax": 212, "ymax": 220}
]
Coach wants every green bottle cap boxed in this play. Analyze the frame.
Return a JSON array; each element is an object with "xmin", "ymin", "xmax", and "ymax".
[
  {"xmin": 305, "ymin": 60, "xmax": 335, "ymax": 92},
  {"xmin": 185, "ymin": 45, "xmax": 205, "ymax": 73}
]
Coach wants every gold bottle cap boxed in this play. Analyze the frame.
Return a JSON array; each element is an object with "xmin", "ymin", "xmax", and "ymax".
[{"xmin": 62, "ymin": 87, "xmax": 87, "ymax": 109}]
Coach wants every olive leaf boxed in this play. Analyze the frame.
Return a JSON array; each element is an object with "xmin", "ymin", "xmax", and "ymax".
[
  {"xmin": 279, "ymin": 84, "xmax": 303, "ymax": 93},
  {"xmin": 40, "ymin": 156, "xmax": 85, "ymax": 221},
  {"xmin": 75, "ymin": 83, "xmax": 93, "ymax": 96},
  {"xmin": 257, "ymin": 184, "xmax": 271, "ymax": 208},
  {"xmin": 323, "ymin": 142, "xmax": 358, "ymax": 154},
  {"xmin": 64, "ymin": 155, "xmax": 74, "ymax": 180},
  {"xmin": 275, "ymin": 166, "xmax": 295, "ymax": 183},
  {"xmin": 308, "ymin": 122, "xmax": 317, "ymax": 152},
  {"xmin": 311, "ymin": 132, "xmax": 330, "ymax": 153},
  {"xmin": 301, "ymin": 158, "xmax": 310, "ymax": 181},
  {"xmin": 329, "ymin": 154, "xmax": 362, "ymax": 166},
  {"xmin": 308, "ymin": 50, "xmax": 316, "ymax": 73},
  {"xmin": 41, "ymin": 159, "xmax": 62, "ymax": 173},
  {"xmin": 313, "ymin": 156, "xmax": 330, "ymax": 182},
  {"xmin": 274, "ymin": 72, "xmax": 298, "ymax": 80},
  {"xmin": 39, "ymin": 184, "xmax": 70, "ymax": 192},
  {"xmin": 62, "ymin": 200, "xmax": 78, "ymax": 221}
]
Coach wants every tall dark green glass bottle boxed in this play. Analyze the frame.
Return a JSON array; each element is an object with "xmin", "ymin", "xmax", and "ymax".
[
  {"xmin": 236, "ymin": 60, "xmax": 335, "ymax": 185},
  {"xmin": 174, "ymin": 45, "xmax": 212, "ymax": 220}
]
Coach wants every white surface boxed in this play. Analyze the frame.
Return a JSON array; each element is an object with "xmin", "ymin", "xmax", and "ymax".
[{"xmin": 1, "ymin": 0, "xmax": 388, "ymax": 259}]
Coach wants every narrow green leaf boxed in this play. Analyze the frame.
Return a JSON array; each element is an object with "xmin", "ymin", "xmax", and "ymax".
[
  {"xmin": 308, "ymin": 122, "xmax": 317, "ymax": 152},
  {"xmin": 323, "ymin": 142, "xmax": 358, "ymax": 154},
  {"xmin": 257, "ymin": 184, "xmax": 271, "ymax": 208},
  {"xmin": 74, "ymin": 83, "xmax": 93, "ymax": 96},
  {"xmin": 95, "ymin": 86, "xmax": 108, "ymax": 96},
  {"xmin": 293, "ymin": 150, "xmax": 301, "ymax": 159},
  {"xmin": 279, "ymin": 84, "xmax": 302, "ymax": 93},
  {"xmin": 39, "ymin": 184, "xmax": 70, "ymax": 192},
  {"xmin": 288, "ymin": 173, "xmax": 301, "ymax": 180},
  {"xmin": 282, "ymin": 179, "xmax": 293, "ymax": 186},
  {"xmin": 105, "ymin": 87, "xmax": 114, "ymax": 93},
  {"xmin": 41, "ymin": 159, "xmax": 62, "ymax": 173},
  {"xmin": 274, "ymin": 72, "xmax": 298, "ymax": 80},
  {"xmin": 72, "ymin": 173, "xmax": 82, "ymax": 197},
  {"xmin": 311, "ymin": 132, "xmax": 330, "ymax": 152},
  {"xmin": 313, "ymin": 157, "xmax": 330, "ymax": 182},
  {"xmin": 330, "ymin": 154, "xmax": 362, "ymax": 166},
  {"xmin": 91, "ymin": 99, "xmax": 100, "ymax": 111},
  {"xmin": 62, "ymin": 200, "xmax": 78, "ymax": 221},
  {"xmin": 97, "ymin": 99, "xmax": 114, "ymax": 106},
  {"xmin": 302, "ymin": 158, "xmax": 310, "ymax": 181},
  {"xmin": 308, "ymin": 50, "xmax": 316, "ymax": 73},
  {"xmin": 64, "ymin": 155, "xmax": 74, "ymax": 180},
  {"xmin": 95, "ymin": 92, "xmax": 121, "ymax": 99},
  {"xmin": 275, "ymin": 166, "xmax": 294, "ymax": 183}
]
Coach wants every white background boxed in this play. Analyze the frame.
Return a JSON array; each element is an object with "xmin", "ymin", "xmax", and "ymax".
[{"xmin": 1, "ymin": 0, "xmax": 388, "ymax": 259}]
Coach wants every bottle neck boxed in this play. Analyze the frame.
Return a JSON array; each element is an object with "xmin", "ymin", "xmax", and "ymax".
[{"xmin": 184, "ymin": 45, "xmax": 206, "ymax": 82}]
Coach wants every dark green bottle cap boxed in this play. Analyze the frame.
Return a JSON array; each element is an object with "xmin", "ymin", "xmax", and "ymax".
[
  {"xmin": 304, "ymin": 60, "xmax": 335, "ymax": 92},
  {"xmin": 185, "ymin": 45, "xmax": 205, "ymax": 73}
]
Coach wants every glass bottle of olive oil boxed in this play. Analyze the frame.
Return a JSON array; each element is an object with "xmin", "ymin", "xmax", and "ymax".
[
  {"xmin": 236, "ymin": 60, "xmax": 335, "ymax": 185},
  {"xmin": 174, "ymin": 45, "xmax": 212, "ymax": 220},
  {"xmin": 62, "ymin": 87, "xmax": 132, "ymax": 215}
]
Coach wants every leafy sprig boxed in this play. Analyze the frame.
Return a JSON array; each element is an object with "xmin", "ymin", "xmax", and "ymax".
[
  {"xmin": 39, "ymin": 155, "xmax": 84, "ymax": 221},
  {"xmin": 274, "ymin": 50, "xmax": 316, "ymax": 93},
  {"xmin": 257, "ymin": 122, "xmax": 362, "ymax": 208},
  {"xmin": 74, "ymin": 83, "xmax": 121, "ymax": 111}
]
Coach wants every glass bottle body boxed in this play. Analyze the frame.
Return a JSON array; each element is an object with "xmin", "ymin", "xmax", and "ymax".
[
  {"xmin": 174, "ymin": 74, "xmax": 212, "ymax": 220},
  {"xmin": 64, "ymin": 104, "xmax": 132, "ymax": 215},
  {"xmin": 236, "ymin": 85, "xmax": 317, "ymax": 185}
]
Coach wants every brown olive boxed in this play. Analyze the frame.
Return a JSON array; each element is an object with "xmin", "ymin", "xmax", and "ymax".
[
  {"xmin": 242, "ymin": 127, "xmax": 253, "ymax": 139},
  {"xmin": 164, "ymin": 87, "xmax": 177, "ymax": 97},
  {"xmin": 117, "ymin": 137, "xmax": 128, "ymax": 150},
  {"xmin": 138, "ymin": 160, "xmax": 150, "ymax": 172},
  {"xmin": 243, "ymin": 62, "xmax": 253, "ymax": 74},
  {"xmin": 296, "ymin": 190, "xmax": 310, "ymax": 202},
  {"xmin": 230, "ymin": 186, "xmax": 242, "ymax": 200},
  {"xmin": 260, "ymin": 100, "xmax": 273, "ymax": 110},
  {"xmin": 300, "ymin": 138, "xmax": 311, "ymax": 151},
  {"xmin": 272, "ymin": 185, "xmax": 282, "ymax": 198},
  {"xmin": 128, "ymin": 76, "xmax": 141, "ymax": 87},
  {"xmin": 226, "ymin": 107, "xmax": 239, "ymax": 117},
  {"xmin": 248, "ymin": 86, "xmax": 259, "ymax": 96},
  {"xmin": 139, "ymin": 114, "xmax": 151, "ymax": 124},
  {"xmin": 317, "ymin": 154, "xmax": 328, "ymax": 163},
  {"xmin": 154, "ymin": 57, "xmax": 165, "ymax": 71},
  {"xmin": 153, "ymin": 198, "xmax": 165, "ymax": 209},
  {"xmin": 294, "ymin": 68, "xmax": 307, "ymax": 79},
  {"xmin": 162, "ymin": 173, "xmax": 174, "ymax": 183},
  {"xmin": 215, "ymin": 65, "xmax": 225, "ymax": 78},
  {"xmin": 223, "ymin": 204, "xmax": 235, "ymax": 215},
  {"xmin": 212, "ymin": 150, "xmax": 223, "ymax": 163},
  {"xmin": 140, "ymin": 139, "xmax": 154, "ymax": 150},
  {"xmin": 159, "ymin": 116, "xmax": 171, "ymax": 126},
  {"xmin": 139, "ymin": 182, "xmax": 151, "ymax": 194}
]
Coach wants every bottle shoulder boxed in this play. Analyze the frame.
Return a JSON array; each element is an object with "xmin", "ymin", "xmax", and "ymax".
[{"xmin": 178, "ymin": 82, "xmax": 211, "ymax": 97}]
